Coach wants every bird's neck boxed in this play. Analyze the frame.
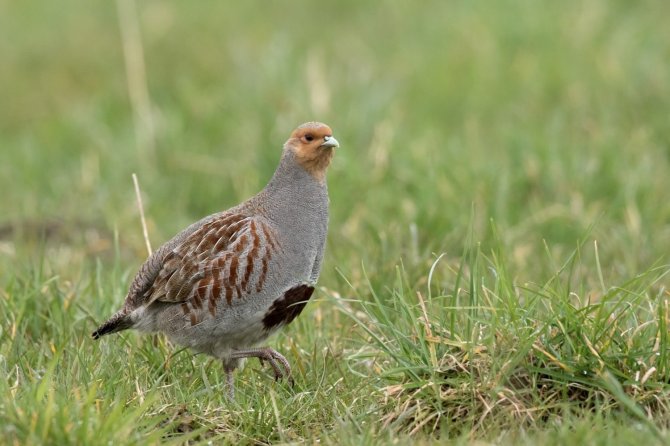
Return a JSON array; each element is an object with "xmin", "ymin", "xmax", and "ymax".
[
  {"xmin": 268, "ymin": 149, "xmax": 328, "ymax": 192},
  {"xmin": 253, "ymin": 150, "xmax": 329, "ymax": 221}
]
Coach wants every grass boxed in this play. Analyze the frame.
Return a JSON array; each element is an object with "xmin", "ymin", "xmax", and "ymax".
[{"xmin": 1, "ymin": 0, "xmax": 670, "ymax": 444}]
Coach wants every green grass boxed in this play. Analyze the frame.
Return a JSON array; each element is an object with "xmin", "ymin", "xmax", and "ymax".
[{"xmin": 2, "ymin": 0, "xmax": 670, "ymax": 444}]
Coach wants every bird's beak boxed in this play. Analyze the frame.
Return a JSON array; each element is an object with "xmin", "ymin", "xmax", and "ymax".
[{"xmin": 320, "ymin": 135, "xmax": 339, "ymax": 149}]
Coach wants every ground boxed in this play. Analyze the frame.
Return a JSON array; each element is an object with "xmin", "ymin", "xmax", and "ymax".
[{"xmin": 1, "ymin": 0, "xmax": 670, "ymax": 444}]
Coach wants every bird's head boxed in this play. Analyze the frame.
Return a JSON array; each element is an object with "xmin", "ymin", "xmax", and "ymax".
[{"xmin": 284, "ymin": 122, "xmax": 339, "ymax": 182}]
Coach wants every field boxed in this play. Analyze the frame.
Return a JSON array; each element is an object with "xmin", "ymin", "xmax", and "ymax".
[{"xmin": 2, "ymin": 0, "xmax": 670, "ymax": 444}]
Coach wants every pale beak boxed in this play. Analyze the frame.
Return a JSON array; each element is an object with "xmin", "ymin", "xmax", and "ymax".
[{"xmin": 320, "ymin": 135, "xmax": 339, "ymax": 148}]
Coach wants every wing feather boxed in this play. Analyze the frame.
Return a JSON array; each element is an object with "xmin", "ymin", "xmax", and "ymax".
[{"xmin": 145, "ymin": 212, "xmax": 278, "ymax": 307}]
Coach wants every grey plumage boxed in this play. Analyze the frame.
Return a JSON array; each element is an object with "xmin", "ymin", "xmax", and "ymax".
[{"xmin": 93, "ymin": 122, "xmax": 339, "ymax": 396}]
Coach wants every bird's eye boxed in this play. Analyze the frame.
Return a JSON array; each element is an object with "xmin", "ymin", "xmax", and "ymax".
[{"xmin": 304, "ymin": 134, "xmax": 314, "ymax": 142}]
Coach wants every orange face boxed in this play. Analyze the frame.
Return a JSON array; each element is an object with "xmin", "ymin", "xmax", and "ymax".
[{"xmin": 286, "ymin": 122, "xmax": 339, "ymax": 181}]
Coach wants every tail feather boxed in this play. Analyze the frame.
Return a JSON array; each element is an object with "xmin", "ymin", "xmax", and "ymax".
[{"xmin": 92, "ymin": 311, "xmax": 133, "ymax": 339}]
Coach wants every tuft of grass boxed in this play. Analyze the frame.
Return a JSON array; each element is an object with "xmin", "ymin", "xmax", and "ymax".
[{"xmin": 336, "ymin": 239, "xmax": 670, "ymax": 438}]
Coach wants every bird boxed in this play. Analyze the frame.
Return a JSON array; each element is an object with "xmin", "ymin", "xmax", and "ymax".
[{"xmin": 92, "ymin": 122, "xmax": 339, "ymax": 398}]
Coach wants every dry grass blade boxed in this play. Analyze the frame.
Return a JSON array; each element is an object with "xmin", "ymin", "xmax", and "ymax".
[{"xmin": 132, "ymin": 172, "xmax": 152, "ymax": 256}]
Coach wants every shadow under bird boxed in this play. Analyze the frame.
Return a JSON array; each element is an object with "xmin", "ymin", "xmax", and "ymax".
[{"xmin": 92, "ymin": 122, "xmax": 339, "ymax": 397}]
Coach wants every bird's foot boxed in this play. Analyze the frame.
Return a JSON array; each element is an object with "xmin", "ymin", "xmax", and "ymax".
[{"xmin": 230, "ymin": 347, "xmax": 293, "ymax": 386}]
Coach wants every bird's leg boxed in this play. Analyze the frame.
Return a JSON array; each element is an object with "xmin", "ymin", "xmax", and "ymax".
[
  {"xmin": 223, "ymin": 361, "xmax": 236, "ymax": 399},
  {"xmin": 230, "ymin": 347, "xmax": 293, "ymax": 386}
]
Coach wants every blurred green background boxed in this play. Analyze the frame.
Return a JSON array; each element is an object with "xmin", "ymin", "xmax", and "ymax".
[
  {"xmin": 2, "ymin": 0, "xmax": 669, "ymax": 281},
  {"xmin": 1, "ymin": 0, "xmax": 670, "ymax": 443}
]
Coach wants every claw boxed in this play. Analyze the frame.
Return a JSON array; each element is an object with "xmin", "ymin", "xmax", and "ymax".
[{"xmin": 230, "ymin": 347, "xmax": 293, "ymax": 386}]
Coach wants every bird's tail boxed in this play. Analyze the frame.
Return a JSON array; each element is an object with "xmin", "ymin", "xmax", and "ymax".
[{"xmin": 91, "ymin": 310, "xmax": 133, "ymax": 339}]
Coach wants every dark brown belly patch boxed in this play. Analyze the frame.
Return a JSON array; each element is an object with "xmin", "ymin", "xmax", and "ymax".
[{"xmin": 262, "ymin": 284, "xmax": 315, "ymax": 330}]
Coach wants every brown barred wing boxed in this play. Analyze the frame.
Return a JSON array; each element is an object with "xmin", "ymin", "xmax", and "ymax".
[{"xmin": 146, "ymin": 213, "xmax": 281, "ymax": 321}]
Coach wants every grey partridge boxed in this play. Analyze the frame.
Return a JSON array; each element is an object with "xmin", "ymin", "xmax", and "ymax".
[{"xmin": 93, "ymin": 122, "xmax": 338, "ymax": 397}]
